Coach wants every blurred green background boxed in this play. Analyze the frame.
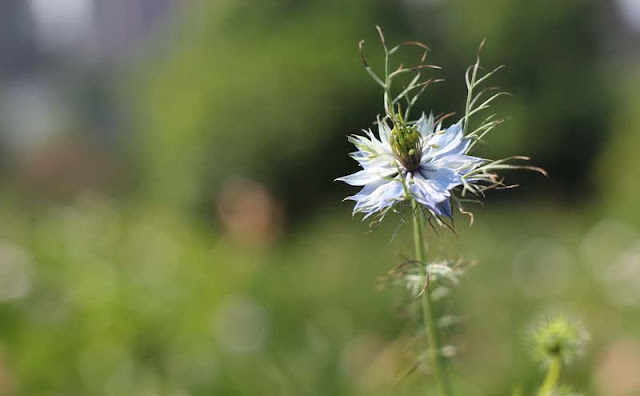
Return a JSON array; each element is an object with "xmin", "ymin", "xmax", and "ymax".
[{"xmin": 1, "ymin": 0, "xmax": 640, "ymax": 394}]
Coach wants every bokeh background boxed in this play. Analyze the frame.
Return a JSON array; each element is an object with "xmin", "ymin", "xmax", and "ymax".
[{"xmin": 1, "ymin": 0, "xmax": 640, "ymax": 394}]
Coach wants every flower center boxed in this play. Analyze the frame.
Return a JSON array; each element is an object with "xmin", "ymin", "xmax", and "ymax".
[{"xmin": 391, "ymin": 124, "xmax": 422, "ymax": 171}]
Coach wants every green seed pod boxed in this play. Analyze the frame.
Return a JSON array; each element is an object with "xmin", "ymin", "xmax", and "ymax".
[{"xmin": 391, "ymin": 124, "xmax": 422, "ymax": 171}]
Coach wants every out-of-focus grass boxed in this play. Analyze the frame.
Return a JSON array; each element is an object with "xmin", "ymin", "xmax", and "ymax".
[{"xmin": 1, "ymin": 194, "xmax": 638, "ymax": 395}]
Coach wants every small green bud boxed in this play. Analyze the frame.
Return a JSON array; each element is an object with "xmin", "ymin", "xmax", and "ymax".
[{"xmin": 528, "ymin": 316, "xmax": 589, "ymax": 368}]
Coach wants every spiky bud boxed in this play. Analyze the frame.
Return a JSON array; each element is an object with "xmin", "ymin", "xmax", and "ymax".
[{"xmin": 528, "ymin": 316, "xmax": 589, "ymax": 368}]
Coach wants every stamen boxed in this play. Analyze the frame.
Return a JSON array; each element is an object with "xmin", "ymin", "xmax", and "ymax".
[{"xmin": 391, "ymin": 124, "xmax": 422, "ymax": 171}]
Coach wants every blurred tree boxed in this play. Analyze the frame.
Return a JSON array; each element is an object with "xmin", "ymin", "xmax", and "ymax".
[{"xmin": 132, "ymin": 0, "xmax": 405, "ymax": 220}]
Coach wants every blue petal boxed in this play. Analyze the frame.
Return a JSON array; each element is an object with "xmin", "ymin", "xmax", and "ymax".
[
  {"xmin": 429, "ymin": 121, "xmax": 463, "ymax": 150},
  {"xmin": 434, "ymin": 199, "xmax": 453, "ymax": 218},
  {"xmin": 416, "ymin": 167, "xmax": 461, "ymax": 191},
  {"xmin": 422, "ymin": 121, "xmax": 473, "ymax": 162},
  {"xmin": 431, "ymin": 154, "xmax": 486, "ymax": 175},
  {"xmin": 344, "ymin": 182, "xmax": 383, "ymax": 202},
  {"xmin": 433, "ymin": 138, "xmax": 471, "ymax": 159},
  {"xmin": 377, "ymin": 119, "xmax": 392, "ymax": 145},
  {"xmin": 336, "ymin": 167, "xmax": 396, "ymax": 186},
  {"xmin": 347, "ymin": 179, "xmax": 405, "ymax": 218},
  {"xmin": 416, "ymin": 112, "xmax": 436, "ymax": 137},
  {"xmin": 410, "ymin": 174, "xmax": 449, "ymax": 207},
  {"xmin": 409, "ymin": 170, "xmax": 458, "ymax": 218}
]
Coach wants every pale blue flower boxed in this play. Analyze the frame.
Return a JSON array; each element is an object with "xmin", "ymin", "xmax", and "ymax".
[{"xmin": 337, "ymin": 113, "xmax": 486, "ymax": 219}]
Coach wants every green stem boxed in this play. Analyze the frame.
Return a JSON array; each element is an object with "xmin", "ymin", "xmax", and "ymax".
[
  {"xmin": 412, "ymin": 200, "xmax": 452, "ymax": 396},
  {"xmin": 384, "ymin": 49, "xmax": 392, "ymax": 116},
  {"xmin": 537, "ymin": 357, "xmax": 561, "ymax": 396},
  {"xmin": 463, "ymin": 63, "xmax": 478, "ymax": 136}
]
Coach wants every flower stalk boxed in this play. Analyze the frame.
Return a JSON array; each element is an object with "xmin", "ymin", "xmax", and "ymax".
[
  {"xmin": 537, "ymin": 357, "xmax": 561, "ymax": 396},
  {"xmin": 412, "ymin": 200, "xmax": 452, "ymax": 396},
  {"xmin": 528, "ymin": 316, "xmax": 588, "ymax": 396}
]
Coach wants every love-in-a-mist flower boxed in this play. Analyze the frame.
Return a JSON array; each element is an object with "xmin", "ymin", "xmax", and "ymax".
[
  {"xmin": 337, "ymin": 113, "xmax": 485, "ymax": 219},
  {"xmin": 339, "ymin": 28, "xmax": 547, "ymax": 396}
]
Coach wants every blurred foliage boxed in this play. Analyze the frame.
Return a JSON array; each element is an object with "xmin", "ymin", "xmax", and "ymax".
[
  {"xmin": 130, "ymin": 0, "xmax": 611, "ymax": 219},
  {"xmin": 596, "ymin": 68, "xmax": 640, "ymax": 224},
  {"xmin": 3, "ymin": 197, "xmax": 640, "ymax": 395},
  {"xmin": 131, "ymin": 0, "xmax": 397, "ymax": 216}
]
